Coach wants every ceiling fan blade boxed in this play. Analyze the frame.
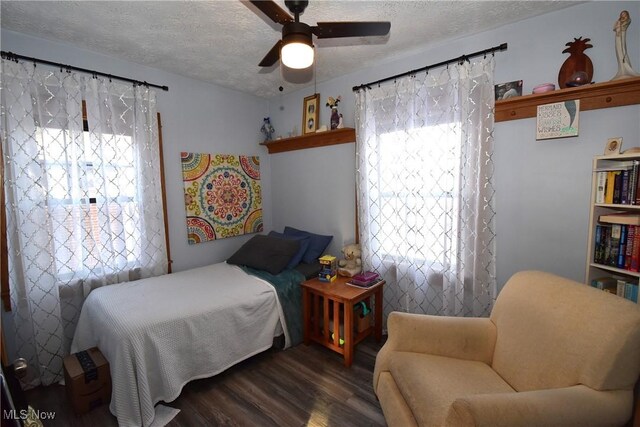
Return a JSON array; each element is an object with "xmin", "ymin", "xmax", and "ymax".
[
  {"xmin": 249, "ymin": 0, "xmax": 294, "ymax": 25},
  {"xmin": 312, "ymin": 22, "xmax": 391, "ymax": 39},
  {"xmin": 259, "ymin": 40, "xmax": 283, "ymax": 67}
]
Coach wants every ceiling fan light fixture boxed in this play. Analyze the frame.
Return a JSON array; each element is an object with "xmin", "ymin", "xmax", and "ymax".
[
  {"xmin": 251, "ymin": 0, "xmax": 391, "ymax": 70},
  {"xmin": 280, "ymin": 22, "xmax": 314, "ymax": 69},
  {"xmin": 281, "ymin": 40, "xmax": 314, "ymax": 69}
]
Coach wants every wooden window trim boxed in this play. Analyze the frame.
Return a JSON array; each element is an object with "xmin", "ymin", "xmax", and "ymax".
[
  {"xmin": 1, "ymin": 134, "xmax": 9, "ymax": 311},
  {"xmin": 157, "ymin": 112, "xmax": 172, "ymax": 273}
]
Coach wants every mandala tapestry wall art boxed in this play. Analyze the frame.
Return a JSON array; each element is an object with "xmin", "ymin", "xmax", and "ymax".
[{"xmin": 181, "ymin": 153, "xmax": 263, "ymax": 244}]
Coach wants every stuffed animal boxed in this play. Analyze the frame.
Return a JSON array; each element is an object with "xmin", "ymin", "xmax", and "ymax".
[{"xmin": 337, "ymin": 243, "xmax": 362, "ymax": 277}]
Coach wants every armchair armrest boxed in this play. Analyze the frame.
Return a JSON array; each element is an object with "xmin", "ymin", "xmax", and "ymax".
[
  {"xmin": 373, "ymin": 312, "xmax": 496, "ymax": 391},
  {"xmin": 446, "ymin": 385, "xmax": 633, "ymax": 427},
  {"xmin": 383, "ymin": 312, "xmax": 496, "ymax": 362}
]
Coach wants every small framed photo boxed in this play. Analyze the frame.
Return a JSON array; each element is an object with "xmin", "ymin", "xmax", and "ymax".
[
  {"xmin": 495, "ymin": 80, "xmax": 523, "ymax": 100},
  {"xmin": 302, "ymin": 93, "xmax": 320, "ymax": 135},
  {"xmin": 604, "ymin": 137, "xmax": 623, "ymax": 156}
]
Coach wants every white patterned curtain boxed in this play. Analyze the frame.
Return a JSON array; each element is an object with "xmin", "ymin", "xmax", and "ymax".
[
  {"xmin": 1, "ymin": 58, "xmax": 167, "ymax": 387},
  {"xmin": 355, "ymin": 57, "xmax": 496, "ymax": 322}
]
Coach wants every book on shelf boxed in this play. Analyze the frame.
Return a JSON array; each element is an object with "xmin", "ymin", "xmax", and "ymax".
[
  {"xmin": 591, "ymin": 277, "xmax": 638, "ymax": 303},
  {"xmin": 613, "ymin": 172, "xmax": 623, "ymax": 204},
  {"xmin": 617, "ymin": 225, "xmax": 628, "ymax": 268},
  {"xmin": 605, "ymin": 171, "xmax": 618, "ymax": 204},
  {"xmin": 609, "ymin": 224, "xmax": 621, "ymax": 266},
  {"xmin": 625, "ymin": 225, "xmax": 635, "ymax": 270},
  {"xmin": 617, "ymin": 279, "xmax": 626, "ymax": 297},
  {"xmin": 616, "ymin": 280, "xmax": 639, "ymax": 303},
  {"xmin": 632, "ymin": 227, "xmax": 640, "ymax": 272},
  {"xmin": 591, "ymin": 276, "xmax": 618, "ymax": 292},
  {"xmin": 597, "ymin": 162, "xmax": 640, "ymax": 205},
  {"xmin": 630, "ymin": 161, "xmax": 639, "ymax": 204},
  {"xmin": 595, "ymin": 171, "xmax": 607, "ymax": 204},
  {"xmin": 593, "ymin": 224, "xmax": 640, "ymax": 271},
  {"xmin": 599, "ymin": 213, "xmax": 640, "ymax": 226},
  {"xmin": 621, "ymin": 170, "xmax": 630, "ymax": 204},
  {"xmin": 625, "ymin": 282, "xmax": 639, "ymax": 303},
  {"xmin": 636, "ymin": 162, "xmax": 640, "ymax": 204},
  {"xmin": 594, "ymin": 225, "xmax": 604, "ymax": 264}
]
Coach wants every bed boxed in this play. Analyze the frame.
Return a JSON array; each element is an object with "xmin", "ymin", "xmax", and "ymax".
[
  {"xmin": 71, "ymin": 229, "xmax": 331, "ymax": 426},
  {"xmin": 71, "ymin": 261, "xmax": 305, "ymax": 427}
]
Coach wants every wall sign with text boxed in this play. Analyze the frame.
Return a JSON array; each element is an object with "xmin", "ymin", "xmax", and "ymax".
[{"xmin": 536, "ymin": 100, "xmax": 580, "ymax": 140}]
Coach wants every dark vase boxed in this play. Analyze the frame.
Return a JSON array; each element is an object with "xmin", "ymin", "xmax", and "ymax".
[{"xmin": 330, "ymin": 108, "xmax": 340, "ymax": 130}]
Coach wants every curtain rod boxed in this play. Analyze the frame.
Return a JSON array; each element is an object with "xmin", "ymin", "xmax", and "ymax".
[
  {"xmin": 1, "ymin": 51, "xmax": 169, "ymax": 92},
  {"xmin": 352, "ymin": 42, "xmax": 507, "ymax": 92}
]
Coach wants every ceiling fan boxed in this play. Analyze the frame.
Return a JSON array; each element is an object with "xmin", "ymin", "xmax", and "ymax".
[{"xmin": 250, "ymin": 0, "xmax": 391, "ymax": 69}]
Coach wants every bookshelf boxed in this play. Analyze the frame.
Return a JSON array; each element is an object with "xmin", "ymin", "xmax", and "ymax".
[{"xmin": 585, "ymin": 152, "xmax": 640, "ymax": 303}]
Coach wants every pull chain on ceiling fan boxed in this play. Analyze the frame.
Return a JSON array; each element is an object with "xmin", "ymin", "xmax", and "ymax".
[{"xmin": 249, "ymin": 0, "xmax": 391, "ymax": 69}]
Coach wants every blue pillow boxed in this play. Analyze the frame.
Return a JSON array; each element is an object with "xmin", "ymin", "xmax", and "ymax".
[
  {"xmin": 283, "ymin": 226, "xmax": 333, "ymax": 264},
  {"xmin": 269, "ymin": 231, "xmax": 310, "ymax": 269}
]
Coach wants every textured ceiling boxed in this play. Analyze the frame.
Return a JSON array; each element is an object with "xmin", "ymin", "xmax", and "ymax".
[{"xmin": 1, "ymin": 1, "xmax": 579, "ymax": 99}]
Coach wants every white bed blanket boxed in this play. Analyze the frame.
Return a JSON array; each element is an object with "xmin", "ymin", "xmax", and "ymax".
[{"xmin": 71, "ymin": 262, "xmax": 288, "ymax": 427}]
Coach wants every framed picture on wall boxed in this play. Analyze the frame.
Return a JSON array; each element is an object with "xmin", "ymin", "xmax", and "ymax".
[
  {"xmin": 494, "ymin": 80, "xmax": 523, "ymax": 100},
  {"xmin": 302, "ymin": 93, "xmax": 320, "ymax": 134}
]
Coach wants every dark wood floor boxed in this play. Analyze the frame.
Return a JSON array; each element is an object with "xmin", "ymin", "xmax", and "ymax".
[{"xmin": 25, "ymin": 338, "xmax": 386, "ymax": 427}]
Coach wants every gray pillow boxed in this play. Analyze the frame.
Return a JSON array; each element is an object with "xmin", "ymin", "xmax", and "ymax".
[{"xmin": 227, "ymin": 234, "xmax": 300, "ymax": 275}]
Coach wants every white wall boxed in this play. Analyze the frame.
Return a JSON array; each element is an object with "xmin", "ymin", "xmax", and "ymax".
[
  {"xmin": 1, "ymin": 30, "xmax": 273, "ymax": 273},
  {"xmin": 270, "ymin": 143, "xmax": 357, "ymax": 256},
  {"xmin": 2, "ymin": 3, "xmax": 639, "ymax": 287},
  {"xmin": 267, "ymin": 1, "xmax": 640, "ymax": 287}
]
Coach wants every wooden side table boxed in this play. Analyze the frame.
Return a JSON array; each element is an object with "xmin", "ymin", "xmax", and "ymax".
[{"xmin": 301, "ymin": 275, "xmax": 384, "ymax": 367}]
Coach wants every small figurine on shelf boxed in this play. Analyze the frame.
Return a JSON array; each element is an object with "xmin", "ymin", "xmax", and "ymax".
[
  {"xmin": 337, "ymin": 244, "xmax": 361, "ymax": 277},
  {"xmin": 558, "ymin": 37, "xmax": 593, "ymax": 88},
  {"xmin": 612, "ymin": 10, "xmax": 639, "ymax": 80},
  {"xmin": 260, "ymin": 117, "xmax": 275, "ymax": 142},
  {"xmin": 337, "ymin": 114, "xmax": 344, "ymax": 129},
  {"xmin": 326, "ymin": 96, "xmax": 342, "ymax": 130}
]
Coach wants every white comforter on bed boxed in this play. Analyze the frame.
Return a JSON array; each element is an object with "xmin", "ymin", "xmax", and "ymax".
[{"xmin": 71, "ymin": 262, "xmax": 288, "ymax": 427}]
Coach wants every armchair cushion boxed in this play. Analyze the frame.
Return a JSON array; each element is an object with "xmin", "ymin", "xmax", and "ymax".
[{"xmin": 388, "ymin": 352, "xmax": 514, "ymax": 426}]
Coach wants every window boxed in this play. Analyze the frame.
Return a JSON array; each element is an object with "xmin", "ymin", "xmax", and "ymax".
[
  {"xmin": 38, "ymin": 103, "xmax": 144, "ymax": 281},
  {"xmin": 376, "ymin": 123, "xmax": 461, "ymax": 265}
]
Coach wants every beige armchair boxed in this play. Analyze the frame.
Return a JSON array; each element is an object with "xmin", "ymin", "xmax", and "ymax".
[{"xmin": 374, "ymin": 271, "xmax": 640, "ymax": 427}]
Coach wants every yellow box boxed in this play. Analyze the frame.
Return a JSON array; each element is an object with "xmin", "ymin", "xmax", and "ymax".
[
  {"xmin": 319, "ymin": 255, "xmax": 337, "ymax": 282},
  {"xmin": 319, "ymin": 255, "xmax": 337, "ymax": 270}
]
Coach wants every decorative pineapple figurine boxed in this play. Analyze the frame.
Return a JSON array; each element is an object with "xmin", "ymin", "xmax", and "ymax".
[{"xmin": 558, "ymin": 37, "xmax": 594, "ymax": 88}]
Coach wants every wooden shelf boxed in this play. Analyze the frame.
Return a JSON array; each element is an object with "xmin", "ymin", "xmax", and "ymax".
[
  {"xmin": 589, "ymin": 263, "xmax": 640, "ymax": 279},
  {"xmin": 594, "ymin": 204, "xmax": 640, "ymax": 210},
  {"xmin": 260, "ymin": 127, "xmax": 355, "ymax": 154},
  {"xmin": 496, "ymin": 76, "xmax": 640, "ymax": 122}
]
